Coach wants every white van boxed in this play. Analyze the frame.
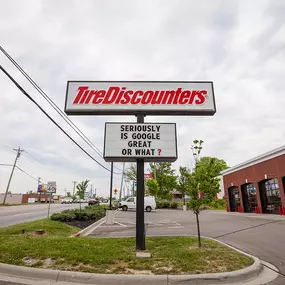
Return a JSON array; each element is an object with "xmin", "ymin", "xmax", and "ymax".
[{"xmin": 119, "ymin": 196, "xmax": 156, "ymax": 212}]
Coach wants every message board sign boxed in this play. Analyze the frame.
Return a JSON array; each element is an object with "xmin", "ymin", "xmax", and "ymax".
[
  {"xmin": 103, "ymin": 123, "xmax": 177, "ymax": 162},
  {"xmin": 65, "ymin": 81, "xmax": 215, "ymax": 116}
]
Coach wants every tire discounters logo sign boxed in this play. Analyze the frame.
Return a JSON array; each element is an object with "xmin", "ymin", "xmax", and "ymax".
[
  {"xmin": 103, "ymin": 123, "xmax": 177, "ymax": 162},
  {"xmin": 65, "ymin": 81, "xmax": 215, "ymax": 116}
]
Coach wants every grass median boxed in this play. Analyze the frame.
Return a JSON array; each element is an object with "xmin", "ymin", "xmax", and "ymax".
[{"xmin": 0, "ymin": 219, "xmax": 253, "ymax": 275}]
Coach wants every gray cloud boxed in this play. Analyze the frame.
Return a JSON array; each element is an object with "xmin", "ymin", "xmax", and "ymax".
[{"xmin": 1, "ymin": 0, "xmax": 285, "ymax": 196}]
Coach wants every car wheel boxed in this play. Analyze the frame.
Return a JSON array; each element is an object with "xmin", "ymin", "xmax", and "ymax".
[
  {"xmin": 146, "ymin": 206, "xmax": 152, "ymax": 212},
  {"xmin": 122, "ymin": 205, "xmax": 128, "ymax": 211}
]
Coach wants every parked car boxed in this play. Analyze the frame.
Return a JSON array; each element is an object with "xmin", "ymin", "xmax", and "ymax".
[
  {"xmin": 61, "ymin": 198, "xmax": 73, "ymax": 204},
  {"xmin": 88, "ymin": 199, "xmax": 99, "ymax": 206},
  {"xmin": 119, "ymin": 196, "xmax": 156, "ymax": 212},
  {"xmin": 99, "ymin": 199, "xmax": 110, "ymax": 206}
]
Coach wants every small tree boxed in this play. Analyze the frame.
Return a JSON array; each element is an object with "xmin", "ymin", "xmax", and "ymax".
[
  {"xmin": 76, "ymin": 180, "xmax": 90, "ymax": 199},
  {"xmin": 187, "ymin": 140, "xmax": 221, "ymax": 247},
  {"xmin": 146, "ymin": 179, "xmax": 159, "ymax": 197},
  {"xmin": 149, "ymin": 162, "xmax": 177, "ymax": 199},
  {"xmin": 124, "ymin": 164, "xmax": 137, "ymax": 182},
  {"xmin": 178, "ymin": 166, "xmax": 190, "ymax": 205}
]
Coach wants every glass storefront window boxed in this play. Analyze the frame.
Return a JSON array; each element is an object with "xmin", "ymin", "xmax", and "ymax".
[{"xmin": 264, "ymin": 178, "xmax": 282, "ymax": 213}]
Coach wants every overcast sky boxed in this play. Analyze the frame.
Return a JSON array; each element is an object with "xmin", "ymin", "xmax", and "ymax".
[{"xmin": 1, "ymin": 0, "xmax": 285, "ymax": 197}]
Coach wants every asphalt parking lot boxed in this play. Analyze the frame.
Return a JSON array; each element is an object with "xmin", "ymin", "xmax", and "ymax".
[{"xmin": 89, "ymin": 209, "xmax": 285, "ymax": 285}]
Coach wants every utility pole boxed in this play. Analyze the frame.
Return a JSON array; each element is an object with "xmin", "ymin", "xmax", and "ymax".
[
  {"xmin": 3, "ymin": 147, "xmax": 24, "ymax": 204},
  {"xmin": 72, "ymin": 181, "xmax": 77, "ymax": 197},
  {"xmin": 38, "ymin": 177, "xmax": 41, "ymax": 203},
  {"xmin": 119, "ymin": 162, "xmax": 125, "ymax": 201}
]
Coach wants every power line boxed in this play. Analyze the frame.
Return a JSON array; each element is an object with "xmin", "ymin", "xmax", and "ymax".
[
  {"xmin": 0, "ymin": 163, "xmax": 42, "ymax": 182},
  {"xmin": 16, "ymin": 165, "xmax": 39, "ymax": 182},
  {"xmin": 0, "ymin": 46, "xmax": 104, "ymax": 158},
  {"xmin": 0, "ymin": 46, "xmax": 122, "ymax": 173},
  {"xmin": 1, "ymin": 162, "xmax": 70, "ymax": 195},
  {"xmin": 22, "ymin": 150, "xmax": 57, "ymax": 174},
  {"xmin": 24, "ymin": 151, "xmax": 43, "ymax": 165},
  {"xmin": 0, "ymin": 64, "xmax": 121, "ymax": 174}
]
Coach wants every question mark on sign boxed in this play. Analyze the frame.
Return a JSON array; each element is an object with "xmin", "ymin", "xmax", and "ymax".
[{"xmin": 158, "ymin": 149, "xmax": 162, "ymax": 155}]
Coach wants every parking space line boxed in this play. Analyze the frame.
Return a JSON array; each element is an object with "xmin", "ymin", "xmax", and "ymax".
[{"xmin": 115, "ymin": 221, "xmax": 127, "ymax": 227}]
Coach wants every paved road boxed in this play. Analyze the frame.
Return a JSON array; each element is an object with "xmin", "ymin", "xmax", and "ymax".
[
  {"xmin": 90, "ymin": 209, "xmax": 285, "ymax": 284},
  {"xmin": 0, "ymin": 203, "xmax": 87, "ymax": 227}
]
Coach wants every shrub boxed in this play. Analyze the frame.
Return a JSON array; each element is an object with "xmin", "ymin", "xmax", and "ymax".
[
  {"xmin": 156, "ymin": 201, "xmax": 163, "ymax": 208},
  {"xmin": 50, "ymin": 212, "xmax": 76, "ymax": 222},
  {"xmin": 156, "ymin": 200, "xmax": 178, "ymax": 209},
  {"xmin": 170, "ymin": 202, "xmax": 178, "ymax": 209},
  {"xmin": 162, "ymin": 201, "xmax": 171, "ymax": 208},
  {"xmin": 51, "ymin": 205, "xmax": 106, "ymax": 222}
]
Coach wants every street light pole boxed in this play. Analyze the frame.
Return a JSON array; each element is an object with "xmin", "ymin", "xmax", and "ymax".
[
  {"xmin": 119, "ymin": 162, "xmax": 125, "ymax": 201},
  {"xmin": 3, "ymin": 147, "xmax": 24, "ymax": 204},
  {"xmin": 72, "ymin": 181, "xmax": 77, "ymax": 197}
]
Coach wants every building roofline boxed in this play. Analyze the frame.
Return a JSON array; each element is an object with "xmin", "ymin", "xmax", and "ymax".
[{"xmin": 221, "ymin": 144, "xmax": 285, "ymax": 176}]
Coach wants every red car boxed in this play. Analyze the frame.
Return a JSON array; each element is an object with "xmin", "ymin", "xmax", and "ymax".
[{"xmin": 88, "ymin": 199, "xmax": 99, "ymax": 206}]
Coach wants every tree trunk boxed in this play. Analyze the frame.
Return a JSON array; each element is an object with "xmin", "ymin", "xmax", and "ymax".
[
  {"xmin": 183, "ymin": 193, "xmax": 186, "ymax": 205},
  {"xmin": 195, "ymin": 211, "xmax": 201, "ymax": 247}
]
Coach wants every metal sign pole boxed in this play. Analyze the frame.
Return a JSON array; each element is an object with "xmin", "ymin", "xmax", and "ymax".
[
  {"xmin": 109, "ymin": 162, "xmax": 114, "ymax": 210},
  {"xmin": 136, "ymin": 113, "xmax": 145, "ymax": 250},
  {"xmin": 47, "ymin": 192, "xmax": 52, "ymax": 218}
]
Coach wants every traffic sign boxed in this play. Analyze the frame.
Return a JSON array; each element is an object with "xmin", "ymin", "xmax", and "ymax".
[
  {"xmin": 114, "ymin": 189, "xmax": 118, "ymax": 194},
  {"xmin": 47, "ymin": 181, "xmax": 57, "ymax": 193}
]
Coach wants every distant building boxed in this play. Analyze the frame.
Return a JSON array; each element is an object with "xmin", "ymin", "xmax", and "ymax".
[{"xmin": 0, "ymin": 193, "xmax": 60, "ymax": 204}]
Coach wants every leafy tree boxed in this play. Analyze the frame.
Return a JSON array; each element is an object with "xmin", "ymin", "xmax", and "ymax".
[
  {"xmin": 149, "ymin": 162, "xmax": 177, "ymax": 199},
  {"xmin": 124, "ymin": 164, "xmax": 137, "ymax": 182},
  {"xmin": 187, "ymin": 140, "xmax": 223, "ymax": 247},
  {"xmin": 146, "ymin": 179, "xmax": 159, "ymax": 197},
  {"xmin": 177, "ymin": 166, "xmax": 190, "ymax": 205},
  {"xmin": 76, "ymin": 179, "xmax": 90, "ymax": 199},
  {"xmin": 197, "ymin": 156, "xmax": 228, "ymax": 177}
]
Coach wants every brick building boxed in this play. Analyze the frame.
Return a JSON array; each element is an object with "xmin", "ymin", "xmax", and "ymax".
[
  {"xmin": 0, "ymin": 193, "xmax": 60, "ymax": 204},
  {"xmin": 221, "ymin": 145, "xmax": 285, "ymax": 214}
]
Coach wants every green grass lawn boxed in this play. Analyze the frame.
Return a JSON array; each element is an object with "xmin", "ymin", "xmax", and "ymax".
[
  {"xmin": 0, "ymin": 219, "xmax": 253, "ymax": 275},
  {"xmin": 0, "ymin": 219, "xmax": 79, "ymax": 236}
]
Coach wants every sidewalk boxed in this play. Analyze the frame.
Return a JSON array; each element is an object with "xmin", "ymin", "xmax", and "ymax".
[{"xmin": 205, "ymin": 210, "xmax": 285, "ymax": 220}]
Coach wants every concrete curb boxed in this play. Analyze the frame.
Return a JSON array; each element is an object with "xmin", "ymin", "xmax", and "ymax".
[
  {"xmin": 0, "ymin": 236, "xmax": 263, "ymax": 285},
  {"xmin": 76, "ymin": 209, "xmax": 119, "ymax": 237}
]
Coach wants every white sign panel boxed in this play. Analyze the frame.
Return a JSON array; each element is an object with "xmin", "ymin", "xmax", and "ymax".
[
  {"xmin": 84, "ymin": 191, "xmax": 89, "ymax": 200},
  {"xmin": 65, "ymin": 81, "xmax": 215, "ymax": 116},
  {"xmin": 47, "ymin": 181, "xmax": 57, "ymax": 193},
  {"xmin": 104, "ymin": 123, "xmax": 177, "ymax": 162}
]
